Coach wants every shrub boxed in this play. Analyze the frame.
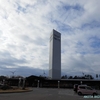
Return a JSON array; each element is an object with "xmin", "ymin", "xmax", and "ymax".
[{"xmin": 0, "ymin": 85, "xmax": 13, "ymax": 90}]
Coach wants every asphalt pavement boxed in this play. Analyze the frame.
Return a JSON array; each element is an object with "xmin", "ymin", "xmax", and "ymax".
[{"xmin": 0, "ymin": 88, "xmax": 100, "ymax": 100}]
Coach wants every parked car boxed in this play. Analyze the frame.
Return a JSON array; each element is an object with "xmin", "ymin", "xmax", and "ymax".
[
  {"xmin": 77, "ymin": 85, "xmax": 98, "ymax": 95},
  {"xmin": 73, "ymin": 84, "xmax": 78, "ymax": 92}
]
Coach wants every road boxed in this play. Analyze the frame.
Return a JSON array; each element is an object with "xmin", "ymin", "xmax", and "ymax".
[{"xmin": 0, "ymin": 88, "xmax": 100, "ymax": 100}]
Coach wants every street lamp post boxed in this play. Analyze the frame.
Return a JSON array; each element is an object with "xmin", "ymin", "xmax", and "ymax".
[
  {"xmin": 3, "ymin": 79, "xmax": 5, "ymax": 85},
  {"xmin": 58, "ymin": 81, "xmax": 60, "ymax": 88},
  {"xmin": 37, "ymin": 80, "xmax": 39, "ymax": 88},
  {"xmin": 22, "ymin": 78, "xmax": 25, "ymax": 89},
  {"xmin": 18, "ymin": 78, "xmax": 21, "ymax": 88},
  {"xmin": 80, "ymin": 81, "xmax": 82, "ymax": 85}
]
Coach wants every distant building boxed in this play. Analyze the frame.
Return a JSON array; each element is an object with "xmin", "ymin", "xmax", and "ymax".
[{"xmin": 49, "ymin": 29, "xmax": 61, "ymax": 79}]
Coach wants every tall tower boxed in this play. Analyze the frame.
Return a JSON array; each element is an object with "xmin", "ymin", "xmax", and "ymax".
[{"xmin": 49, "ymin": 29, "xmax": 61, "ymax": 79}]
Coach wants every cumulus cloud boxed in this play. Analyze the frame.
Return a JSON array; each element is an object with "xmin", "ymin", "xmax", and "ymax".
[{"xmin": 0, "ymin": 0, "xmax": 100, "ymax": 78}]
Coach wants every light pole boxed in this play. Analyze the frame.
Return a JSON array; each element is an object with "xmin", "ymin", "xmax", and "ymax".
[
  {"xmin": 80, "ymin": 81, "xmax": 82, "ymax": 85},
  {"xmin": 18, "ymin": 78, "xmax": 21, "ymax": 88},
  {"xmin": 22, "ymin": 78, "xmax": 25, "ymax": 89},
  {"xmin": 37, "ymin": 80, "xmax": 39, "ymax": 88},
  {"xmin": 3, "ymin": 79, "xmax": 5, "ymax": 85},
  {"xmin": 58, "ymin": 81, "xmax": 60, "ymax": 88}
]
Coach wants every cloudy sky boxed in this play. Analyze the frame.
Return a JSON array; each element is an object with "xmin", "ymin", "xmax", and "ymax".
[{"xmin": 0, "ymin": 0, "xmax": 100, "ymax": 78}]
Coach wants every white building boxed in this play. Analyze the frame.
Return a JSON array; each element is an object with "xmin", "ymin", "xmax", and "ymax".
[{"xmin": 49, "ymin": 29, "xmax": 61, "ymax": 79}]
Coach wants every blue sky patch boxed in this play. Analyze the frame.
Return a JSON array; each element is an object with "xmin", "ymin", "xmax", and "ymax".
[
  {"xmin": 58, "ymin": 3, "xmax": 84, "ymax": 12},
  {"xmin": 15, "ymin": 2, "xmax": 29, "ymax": 13},
  {"xmin": 81, "ymin": 20, "xmax": 100, "ymax": 29},
  {"xmin": 89, "ymin": 36, "xmax": 100, "ymax": 48},
  {"xmin": 77, "ymin": 41, "xmax": 84, "ymax": 47},
  {"xmin": 17, "ymin": 5, "xmax": 27, "ymax": 13},
  {"xmin": 50, "ymin": 19, "xmax": 72, "ymax": 32}
]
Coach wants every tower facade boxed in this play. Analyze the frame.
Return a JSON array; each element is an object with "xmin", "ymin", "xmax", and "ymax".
[{"xmin": 49, "ymin": 29, "xmax": 61, "ymax": 79}]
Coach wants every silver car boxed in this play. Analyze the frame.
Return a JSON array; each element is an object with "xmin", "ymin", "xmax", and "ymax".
[{"xmin": 77, "ymin": 85, "xmax": 98, "ymax": 95}]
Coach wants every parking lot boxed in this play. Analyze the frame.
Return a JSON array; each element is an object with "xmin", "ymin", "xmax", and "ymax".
[{"xmin": 0, "ymin": 88, "xmax": 100, "ymax": 100}]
